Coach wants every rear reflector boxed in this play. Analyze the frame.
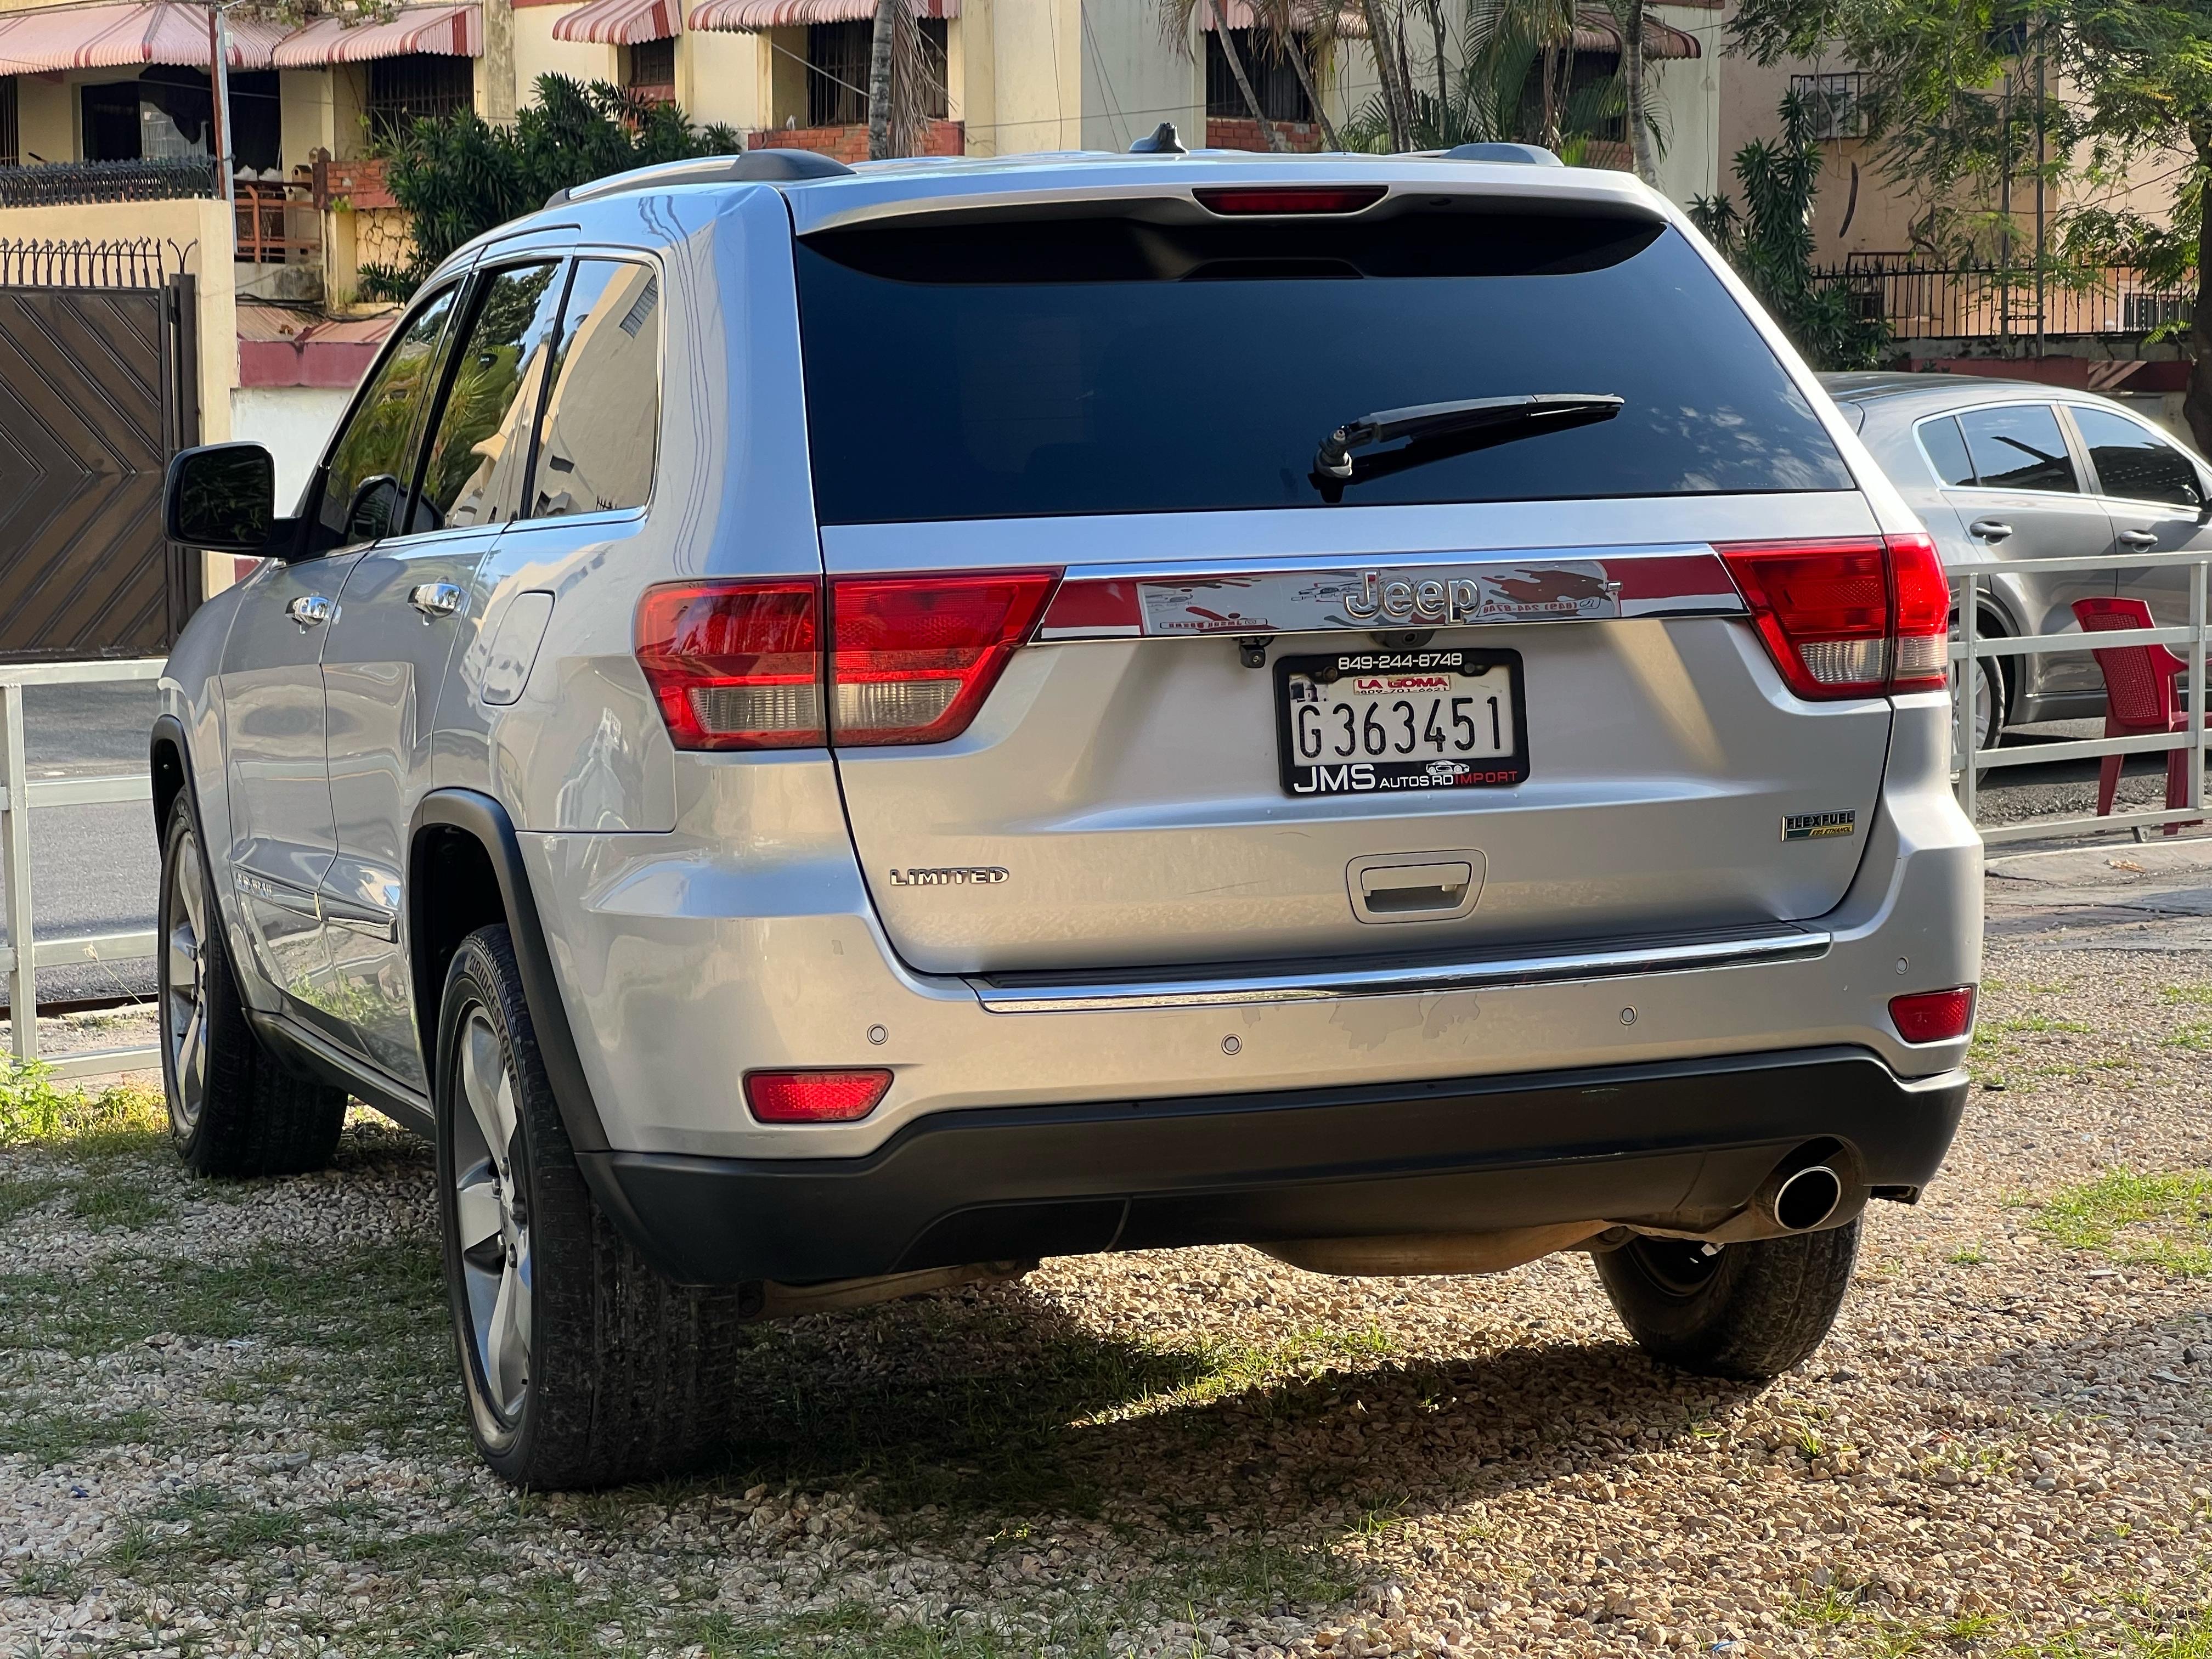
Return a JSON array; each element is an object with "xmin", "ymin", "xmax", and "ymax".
[
  {"xmin": 635, "ymin": 580, "xmax": 823, "ymax": 750},
  {"xmin": 831, "ymin": 571, "xmax": 1058, "ymax": 745},
  {"xmin": 1716, "ymin": 533, "xmax": 1950, "ymax": 701},
  {"xmin": 1193, "ymin": 185, "xmax": 1388, "ymax": 216},
  {"xmin": 1889, "ymin": 986, "xmax": 1976, "ymax": 1044},
  {"xmin": 744, "ymin": 1069, "xmax": 892, "ymax": 1123}
]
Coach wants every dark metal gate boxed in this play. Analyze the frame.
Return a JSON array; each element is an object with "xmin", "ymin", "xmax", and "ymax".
[{"xmin": 0, "ymin": 238, "xmax": 199, "ymax": 661}]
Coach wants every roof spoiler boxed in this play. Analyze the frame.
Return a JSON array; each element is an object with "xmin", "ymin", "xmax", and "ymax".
[
  {"xmin": 1440, "ymin": 143, "xmax": 1562, "ymax": 166},
  {"xmin": 546, "ymin": 146, "xmax": 855, "ymax": 210}
]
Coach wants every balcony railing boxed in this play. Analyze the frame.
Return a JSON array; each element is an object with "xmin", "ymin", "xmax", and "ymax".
[
  {"xmin": 0, "ymin": 156, "xmax": 218, "ymax": 208},
  {"xmin": 235, "ymin": 178, "xmax": 318, "ymax": 267},
  {"xmin": 1818, "ymin": 256, "xmax": 2194, "ymax": 343}
]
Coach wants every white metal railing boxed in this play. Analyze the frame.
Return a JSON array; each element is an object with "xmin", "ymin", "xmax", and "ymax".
[
  {"xmin": 1953, "ymin": 550, "xmax": 2212, "ymax": 846},
  {"xmin": 0, "ymin": 659, "xmax": 164, "ymax": 1081}
]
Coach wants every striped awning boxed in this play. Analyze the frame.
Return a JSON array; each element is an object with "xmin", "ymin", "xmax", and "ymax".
[
  {"xmin": 1203, "ymin": 3, "xmax": 1367, "ymax": 32},
  {"xmin": 552, "ymin": 0, "xmax": 677, "ymax": 44},
  {"xmin": 688, "ymin": 0, "xmax": 951, "ymax": 31},
  {"xmin": 272, "ymin": 3, "xmax": 481, "ymax": 66},
  {"xmin": 1572, "ymin": 14, "xmax": 1701, "ymax": 57},
  {"xmin": 0, "ymin": 2, "xmax": 289, "ymax": 75}
]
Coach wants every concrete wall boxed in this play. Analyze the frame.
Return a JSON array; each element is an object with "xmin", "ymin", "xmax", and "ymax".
[
  {"xmin": 680, "ymin": 29, "xmax": 768, "ymax": 132},
  {"xmin": 1649, "ymin": 3, "xmax": 1723, "ymax": 206},
  {"xmin": 512, "ymin": 4, "xmax": 619, "ymax": 102},
  {"xmin": 231, "ymin": 385, "xmax": 352, "ymax": 517},
  {"xmin": 13, "ymin": 72, "xmax": 70, "ymax": 164}
]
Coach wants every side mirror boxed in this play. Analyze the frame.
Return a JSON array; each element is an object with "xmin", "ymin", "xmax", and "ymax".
[{"xmin": 165, "ymin": 443, "xmax": 278, "ymax": 554}]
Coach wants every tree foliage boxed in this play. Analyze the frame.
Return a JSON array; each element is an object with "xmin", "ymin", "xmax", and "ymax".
[
  {"xmin": 1689, "ymin": 93, "xmax": 1890, "ymax": 369},
  {"xmin": 1726, "ymin": 0, "xmax": 2212, "ymax": 443},
  {"xmin": 359, "ymin": 76, "xmax": 740, "ymax": 298},
  {"xmin": 1335, "ymin": 0, "xmax": 1667, "ymax": 168}
]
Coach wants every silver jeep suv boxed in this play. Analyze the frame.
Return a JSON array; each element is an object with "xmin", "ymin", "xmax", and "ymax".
[{"xmin": 154, "ymin": 144, "xmax": 1979, "ymax": 1489}]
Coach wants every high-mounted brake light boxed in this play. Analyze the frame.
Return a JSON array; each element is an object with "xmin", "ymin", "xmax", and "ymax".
[
  {"xmin": 1889, "ymin": 986, "xmax": 1976, "ymax": 1044},
  {"xmin": 830, "ymin": 571, "xmax": 1058, "ymax": 745},
  {"xmin": 635, "ymin": 580, "xmax": 823, "ymax": 750},
  {"xmin": 1192, "ymin": 185, "xmax": 1389, "ymax": 216},
  {"xmin": 744, "ymin": 1069, "xmax": 892, "ymax": 1123},
  {"xmin": 1716, "ymin": 533, "xmax": 1949, "ymax": 701}
]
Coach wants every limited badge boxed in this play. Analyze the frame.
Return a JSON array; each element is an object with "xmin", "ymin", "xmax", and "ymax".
[{"xmin": 1782, "ymin": 810, "xmax": 1857, "ymax": 842}]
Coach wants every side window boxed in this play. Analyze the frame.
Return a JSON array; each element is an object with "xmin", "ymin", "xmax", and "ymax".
[
  {"xmin": 2072, "ymin": 405, "xmax": 2205, "ymax": 509},
  {"xmin": 1918, "ymin": 415, "xmax": 1976, "ymax": 488},
  {"xmin": 308, "ymin": 285, "xmax": 460, "ymax": 555},
  {"xmin": 413, "ymin": 261, "xmax": 567, "ymax": 533},
  {"xmin": 529, "ymin": 259, "xmax": 661, "ymax": 520},
  {"xmin": 1956, "ymin": 404, "xmax": 2079, "ymax": 494}
]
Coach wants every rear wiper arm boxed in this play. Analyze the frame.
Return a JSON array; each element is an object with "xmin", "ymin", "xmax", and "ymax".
[{"xmin": 1314, "ymin": 393, "xmax": 1626, "ymax": 480}]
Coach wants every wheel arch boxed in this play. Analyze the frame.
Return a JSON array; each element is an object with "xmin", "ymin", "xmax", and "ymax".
[
  {"xmin": 150, "ymin": 714, "xmax": 191, "ymax": 841},
  {"xmin": 405, "ymin": 790, "xmax": 612, "ymax": 1158}
]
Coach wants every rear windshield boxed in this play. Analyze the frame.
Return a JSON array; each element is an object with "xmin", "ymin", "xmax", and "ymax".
[{"xmin": 792, "ymin": 205, "xmax": 1854, "ymax": 524}]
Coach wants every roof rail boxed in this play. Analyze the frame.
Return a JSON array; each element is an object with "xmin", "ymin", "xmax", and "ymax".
[
  {"xmin": 545, "ymin": 147, "xmax": 855, "ymax": 210},
  {"xmin": 1440, "ymin": 143, "xmax": 1562, "ymax": 166}
]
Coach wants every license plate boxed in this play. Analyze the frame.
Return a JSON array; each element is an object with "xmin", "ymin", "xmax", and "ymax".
[{"xmin": 1275, "ymin": 648, "xmax": 1528, "ymax": 797}]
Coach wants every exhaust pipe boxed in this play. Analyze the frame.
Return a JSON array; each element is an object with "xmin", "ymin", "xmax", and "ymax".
[{"xmin": 1762, "ymin": 1161, "xmax": 1843, "ymax": 1233}]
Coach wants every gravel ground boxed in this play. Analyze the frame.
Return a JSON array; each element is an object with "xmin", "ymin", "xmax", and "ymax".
[{"xmin": 1, "ymin": 924, "xmax": 2208, "ymax": 1656}]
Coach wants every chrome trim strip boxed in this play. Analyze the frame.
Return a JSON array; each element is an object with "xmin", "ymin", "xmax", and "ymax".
[
  {"xmin": 970, "ymin": 927, "xmax": 1830, "ymax": 1013},
  {"xmin": 321, "ymin": 902, "xmax": 400, "ymax": 944}
]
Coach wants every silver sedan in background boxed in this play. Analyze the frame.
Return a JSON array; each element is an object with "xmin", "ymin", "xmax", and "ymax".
[{"xmin": 1823, "ymin": 373, "xmax": 2212, "ymax": 747}]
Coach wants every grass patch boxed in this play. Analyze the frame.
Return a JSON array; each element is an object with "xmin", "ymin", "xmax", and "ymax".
[
  {"xmin": 1993, "ymin": 1015, "xmax": 2094, "ymax": 1036},
  {"xmin": 0, "ymin": 1404, "xmax": 159, "ymax": 1460},
  {"xmin": 68, "ymin": 1178, "xmax": 177, "ymax": 1228},
  {"xmin": 2032, "ymin": 1170, "xmax": 2212, "ymax": 1276},
  {"xmin": 0, "ymin": 1064, "xmax": 166, "ymax": 1154},
  {"xmin": 0, "ymin": 1172, "xmax": 63, "ymax": 1226},
  {"xmin": 2161, "ymin": 986, "xmax": 2212, "ymax": 1006},
  {"xmin": 2166, "ymin": 1022, "xmax": 2212, "ymax": 1052}
]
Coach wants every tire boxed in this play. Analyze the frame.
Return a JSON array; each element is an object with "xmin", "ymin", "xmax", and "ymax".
[
  {"xmin": 1594, "ymin": 1219, "xmax": 1861, "ymax": 1380},
  {"xmin": 158, "ymin": 796, "xmax": 347, "ymax": 1178},
  {"xmin": 436, "ymin": 924, "xmax": 748, "ymax": 1489}
]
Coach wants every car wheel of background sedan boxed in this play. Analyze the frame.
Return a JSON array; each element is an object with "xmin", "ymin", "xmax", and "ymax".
[
  {"xmin": 1594, "ymin": 1218, "xmax": 1861, "ymax": 1379},
  {"xmin": 437, "ymin": 923, "xmax": 750, "ymax": 1489},
  {"xmin": 157, "ymin": 797, "xmax": 348, "ymax": 1178}
]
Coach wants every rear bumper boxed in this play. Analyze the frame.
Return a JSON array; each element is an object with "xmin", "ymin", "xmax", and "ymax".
[{"xmin": 582, "ymin": 1046, "xmax": 1968, "ymax": 1285}]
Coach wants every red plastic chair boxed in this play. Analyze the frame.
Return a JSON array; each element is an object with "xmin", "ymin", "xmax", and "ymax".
[{"xmin": 2073, "ymin": 596, "xmax": 2204, "ymax": 832}]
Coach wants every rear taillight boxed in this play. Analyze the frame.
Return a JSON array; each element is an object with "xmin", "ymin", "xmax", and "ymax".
[
  {"xmin": 744, "ymin": 1069, "xmax": 892, "ymax": 1123},
  {"xmin": 1716, "ymin": 533, "xmax": 1950, "ymax": 701},
  {"xmin": 830, "ymin": 571, "xmax": 1058, "ymax": 745},
  {"xmin": 635, "ymin": 580, "xmax": 823, "ymax": 750},
  {"xmin": 1890, "ymin": 986, "xmax": 1976, "ymax": 1044},
  {"xmin": 636, "ymin": 572, "xmax": 1059, "ymax": 750},
  {"xmin": 1886, "ymin": 532, "xmax": 1950, "ymax": 692}
]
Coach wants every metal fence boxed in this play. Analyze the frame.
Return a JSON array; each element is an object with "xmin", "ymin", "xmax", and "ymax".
[
  {"xmin": 0, "ymin": 156, "xmax": 218, "ymax": 209},
  {"xmin": 0, "ymin": 660, "xmax": 162, "ymax": 1081},
  {"xmin": 1819, "ymin": 257, "xmax": 2194, "ymax": 342},
  {"xmin": 0, "ymin": 236, "xmax": 190, "ymax": 290},
  {"xmin": 1953, "ymin": 552, "xmax": 2212, "ymax": 845}
]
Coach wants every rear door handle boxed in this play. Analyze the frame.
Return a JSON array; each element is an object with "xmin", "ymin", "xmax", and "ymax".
[
  {"xmin": 409, "ymin": 582, "xmax": 465, "ymax": 619},
  {"xmin": 285, "ymin": 594, "xmax": 334, "ymax": 629},
  {"xmin": 1968, "ymin": 519, "xmax": 2013, "ymax": 543},
  {"xmin": 2117, "ymin": 528, "xmax": 2159, "ymax": 549}
]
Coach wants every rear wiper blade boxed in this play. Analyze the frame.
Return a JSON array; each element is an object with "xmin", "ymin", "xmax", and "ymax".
[{"xmin": 1313, "ymin": 393, "xmax": 1625, "ymax": 481}]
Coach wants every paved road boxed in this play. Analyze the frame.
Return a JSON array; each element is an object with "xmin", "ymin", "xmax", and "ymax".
[{"xmin": 6, "ymin": 680, "xmax": 162, "ymax": 1010}]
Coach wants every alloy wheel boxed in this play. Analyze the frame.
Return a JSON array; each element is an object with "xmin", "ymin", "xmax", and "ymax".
[
  {"xmin": 162, "ymin": 829, "xmax": 210, "ymax": 1138},
  {"xmin": 453, "ymin": 1008, "xmax": 532, "ymax": 1426}
]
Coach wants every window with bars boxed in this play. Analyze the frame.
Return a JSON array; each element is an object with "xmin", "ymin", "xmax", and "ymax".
[
  {"xmin": 369, "ymin": 54, "xmax": 475, "ymax": 139},
  {"xmin": 803, "ymin": 19, "xmax": 946, "ymax": 128},
  {"xmin": 1205, "ymin": 30, "xmax": 1311, "ymax": 122},
  {"xmin": 1, "ymin": 78, "xmax": 18, "ymax": 167},
  {"xmin": 1790, "ymin": 72, "xmax": 1865, "ymax": 139},
  {"xmin": 624, "ymin": 37, "xmax": 676, "ymax": 97}
]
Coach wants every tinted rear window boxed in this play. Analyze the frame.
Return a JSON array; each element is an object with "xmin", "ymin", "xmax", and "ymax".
[{"xmin": 793, "ymin": 206, "xmax": 1853, "ymax": 524}]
